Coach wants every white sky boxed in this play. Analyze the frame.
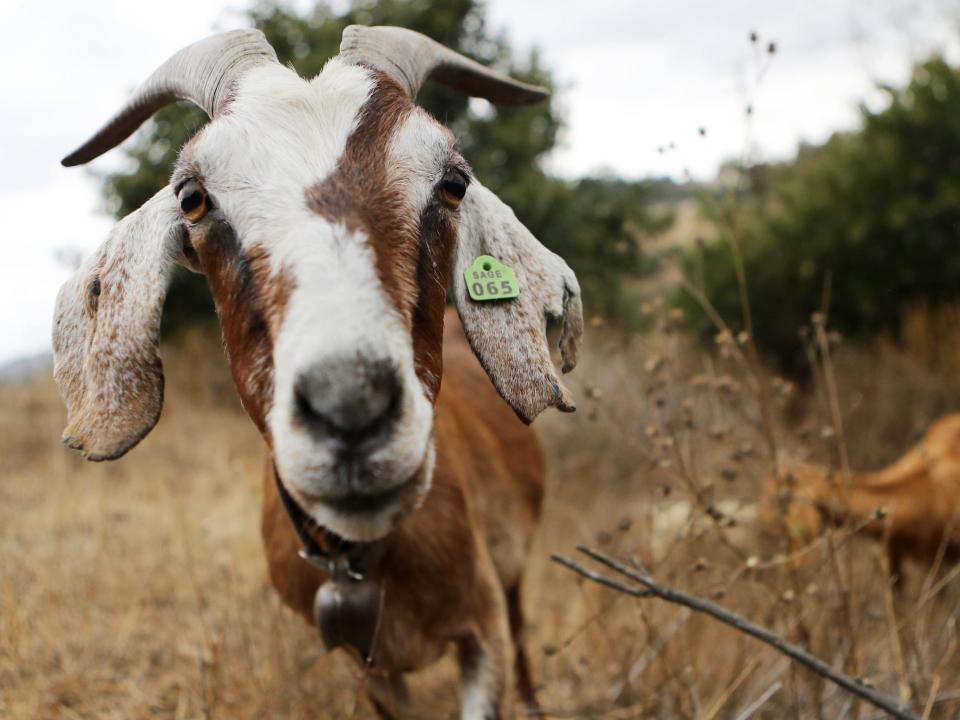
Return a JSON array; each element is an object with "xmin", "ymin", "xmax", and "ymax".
[{"xmin": 1, "ymin": 0, "xmax": 958, "ymax": 364}]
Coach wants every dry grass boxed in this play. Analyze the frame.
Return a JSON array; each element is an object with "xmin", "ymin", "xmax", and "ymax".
[{"xmin": 4, "ymin": 310, "xmax": 960, "ymax": 719}]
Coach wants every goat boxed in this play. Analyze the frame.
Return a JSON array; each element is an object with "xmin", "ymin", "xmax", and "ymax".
[
  {"xmin": 764, "ymin": 414, "xmax": 960, "ymax": 584},
  {"xmin": 52, "ymin": 27, "xmax": 583, "ymax": 719}
]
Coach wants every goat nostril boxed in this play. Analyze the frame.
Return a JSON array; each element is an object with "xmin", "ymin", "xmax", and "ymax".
[{"xmin": 294, "ymin": 359, "xmax": 402, "ymax": 452}]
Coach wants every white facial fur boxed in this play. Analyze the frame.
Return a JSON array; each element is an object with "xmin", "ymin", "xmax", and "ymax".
[{"xmin": 181, "ymin": 60, "xmax": 455, "ymax": 541}]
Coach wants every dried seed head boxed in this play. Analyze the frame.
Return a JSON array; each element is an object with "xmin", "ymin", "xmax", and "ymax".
[
  {"xmin": 644, "ymin": 356, "xmax": 664, "ymax": 374},
  {"xmin": 714, "ymin": 375, "xmax": 736, "ymax": 393},
  {"xmin": 656, "ymin": 436, "xmax": 675, "ymax": 450},
  {"xmin": 584, "ymin": 383, "xmax": 603, "ymax": 400},
  {"xmin": 708, "ymin": 424, "xmax": 729, "ymax": 439}
]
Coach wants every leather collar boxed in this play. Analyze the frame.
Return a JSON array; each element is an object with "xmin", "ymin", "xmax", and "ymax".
[{"xmin": 273, "ymin": 467, "xmax": 388, "ymax": 659}]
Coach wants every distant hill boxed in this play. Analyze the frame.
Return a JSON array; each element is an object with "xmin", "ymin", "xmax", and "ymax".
[{"xmin": 0, "ymin": 352, "xmax": 51, "ymax": 384}]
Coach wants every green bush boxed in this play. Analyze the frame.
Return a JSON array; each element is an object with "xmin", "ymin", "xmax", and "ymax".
[{"xmin": 679, "ymin": 55, "xmax": 960, "ymax": 370}]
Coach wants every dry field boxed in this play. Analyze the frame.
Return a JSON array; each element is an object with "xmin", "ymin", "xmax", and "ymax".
[{"xmin": 4, "ymin": 306, "xmax": 960, "ymax": 719}]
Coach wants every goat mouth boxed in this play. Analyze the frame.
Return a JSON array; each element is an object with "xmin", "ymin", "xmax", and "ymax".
[
  {"xmin": 282, "ymin": 442, "xmax": 435, "ymax": 543},
  {"xmin": 292, "ymin": 452, "xmax": 430, "ymax": 519},
  {"xmin": 320, "ymin": 482, "xmax": 411, "ymax": 516}
]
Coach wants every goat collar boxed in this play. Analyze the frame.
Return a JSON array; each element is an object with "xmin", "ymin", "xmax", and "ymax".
[
  {"xmin": 274, "ymin": 468, "xmax": 388, "ymax": 660},
  {"xmin": 272, "ymin": 468, "xmax": 384, "ymax": 580}
]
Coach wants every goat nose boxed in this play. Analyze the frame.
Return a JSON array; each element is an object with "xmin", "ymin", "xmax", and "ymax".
[{"xmin": 294, "ymin": 357, "xmax": 402, "ymax": 453}]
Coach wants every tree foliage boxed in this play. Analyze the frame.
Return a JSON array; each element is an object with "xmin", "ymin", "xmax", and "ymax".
[
  {"xmin": 101, "ymin": 0, "xmax": 668, "ymax": 332},
  {"xmin": 680, "ymin": 55, "xmax": 960, "ymax": 369}
]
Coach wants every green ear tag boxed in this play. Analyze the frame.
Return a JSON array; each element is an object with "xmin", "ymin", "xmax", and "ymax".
[{"xmin": 464, "ymin": 256, "xmax": 521, "ymax": 302}]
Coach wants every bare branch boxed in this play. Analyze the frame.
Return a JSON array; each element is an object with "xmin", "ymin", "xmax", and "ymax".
[{"xmin": 551, "ymin": 546, "xmax": 920, "ymax": 720}]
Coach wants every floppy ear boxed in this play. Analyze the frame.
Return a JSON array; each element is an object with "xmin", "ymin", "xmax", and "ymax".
[
  {"xmin": 52, "ymin": 187, "xmax": 183, "ymax": 461},
  {"xmin": 453, "ymin": 182, "xmax": 583, "ymax": 423}
]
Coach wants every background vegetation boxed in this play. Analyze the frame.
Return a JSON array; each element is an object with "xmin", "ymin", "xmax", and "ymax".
[
  {"xmin": 679, "ymin": 54, "xmax": 960, "ymax": 370},
  {"xmin": 5, "ymin": 301, "xmax": 960, "ymax": 718}
]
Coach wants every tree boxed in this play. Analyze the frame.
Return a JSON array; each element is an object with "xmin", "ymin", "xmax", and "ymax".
[
  {"xmin": 102, "ymin": 0, "xmax": 668, "ymax": 331},
  {"xmin": 679, "ymin": 55, "xmax": 960, "ymax": 370}
]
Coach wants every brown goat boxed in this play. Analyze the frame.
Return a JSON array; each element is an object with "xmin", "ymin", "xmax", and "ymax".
[
  {"xmin": 52, "ymin": 27, "xmax": 584, "ymax": 720},
  {"xmin": 767, "ymin": 414, "xmax": 960, "ymax": 583}
]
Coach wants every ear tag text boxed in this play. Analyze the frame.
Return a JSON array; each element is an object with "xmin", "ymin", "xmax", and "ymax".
[{"xmin": 465, "ymin": 256, "xmax": 520, "ymax": 302}]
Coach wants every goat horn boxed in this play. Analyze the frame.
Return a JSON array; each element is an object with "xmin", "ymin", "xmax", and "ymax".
[
  {"xmin": 339, "ymin": 25, "xmax": 548, "ymax": 105},
  {"xmin": 61, "ymin": 29, "xmax": 278, "ymax": 167}
]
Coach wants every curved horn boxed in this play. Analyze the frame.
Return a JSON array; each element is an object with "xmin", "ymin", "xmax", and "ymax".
[
  {"xmin": 339, "ymin": 25, "xmax": 548, "ymax": 105},
  {"xmin": 62, "ymin": 29, "xmax": 278, "ymax": 167}
]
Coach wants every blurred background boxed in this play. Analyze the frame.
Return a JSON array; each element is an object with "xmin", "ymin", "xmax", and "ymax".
[{"xmin": 5, "ymin": 0, "xmax": 960, "ymax": 717}]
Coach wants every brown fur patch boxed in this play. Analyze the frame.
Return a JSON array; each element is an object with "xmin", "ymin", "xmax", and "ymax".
[
  {"xmin": 306, "ymin": 73, "xmax": 456, "ymax": 400},
  {"xmin": 191, "ymin": 218, "xmax": 294, "ymax": 438},
  {"xmin": 307, "ymin": 76, "xmax": 416, "ymax": 308}
]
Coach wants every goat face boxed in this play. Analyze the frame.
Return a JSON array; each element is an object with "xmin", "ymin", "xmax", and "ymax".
[
  {"xmin": 52, "ymin": 28, "xmax": 583, "ymax": 541},
  {"xmin": 178, "ymin": 68, "xmax": 459, "ymax": 538}
]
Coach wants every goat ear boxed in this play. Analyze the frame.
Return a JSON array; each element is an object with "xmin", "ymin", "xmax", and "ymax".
[
  {"xmin": 52, "ymin": 187, "xmax": 182, "ymax": 461},
  {"xmin": 453, "ymin": 182, "xmax": 583, "ymax": 423}
]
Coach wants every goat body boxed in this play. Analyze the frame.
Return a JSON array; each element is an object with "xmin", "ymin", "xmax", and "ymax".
[{"xmin": 771, "ymin": 414, "xmax": 960, "ymax": 579}]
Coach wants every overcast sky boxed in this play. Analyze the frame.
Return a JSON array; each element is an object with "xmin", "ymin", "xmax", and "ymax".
[{"xmin": 2, "ymin": 0, "xmax": 958, "ymax": 365}]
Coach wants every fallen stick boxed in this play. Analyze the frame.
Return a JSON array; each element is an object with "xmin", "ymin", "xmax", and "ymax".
[{"xmin": 551, "ymin": 545, "xmax": 919, "ymax": 720}]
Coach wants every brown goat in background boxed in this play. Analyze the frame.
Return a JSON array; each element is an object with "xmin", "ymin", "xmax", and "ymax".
[{"xmin": 766, "ymin": 414, "xmax": 960, "ymax": 584}]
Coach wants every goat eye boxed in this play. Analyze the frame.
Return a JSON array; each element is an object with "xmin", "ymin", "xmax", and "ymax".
[
  {"xmin": 439, "ymin": 170, "xmax": 468, "ymax": 209},
  {"xmin": 177, "ymin": 181, "xmax": 208, "ymax": 222}
]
